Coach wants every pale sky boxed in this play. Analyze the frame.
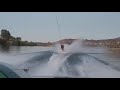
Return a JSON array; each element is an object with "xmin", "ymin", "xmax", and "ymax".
[{"xmin": 0, "ymin": 12, "xmax": 120, "ymax": 42}]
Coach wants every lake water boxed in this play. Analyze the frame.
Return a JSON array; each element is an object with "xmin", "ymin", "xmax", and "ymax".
[{"xmin": 0, "ymin": 42, "xmax": 120, "ymax": 78}]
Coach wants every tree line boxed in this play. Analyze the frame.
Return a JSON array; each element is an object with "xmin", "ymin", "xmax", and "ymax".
[{"xmin": 0, "ymin": 29, "xmax": 37, "ymax": 46}]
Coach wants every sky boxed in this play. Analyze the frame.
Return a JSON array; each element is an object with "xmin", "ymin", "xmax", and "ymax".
[{"xmin": 0, "ymin": 12, "xmax": 120, "ymax": 42}]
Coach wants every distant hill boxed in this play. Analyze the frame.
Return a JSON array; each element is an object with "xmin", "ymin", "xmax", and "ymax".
[
  {"xmin": 29, "ymin": 37, "xmax": 120, "ymax": 47},
  {"xmin": 113, "ymin": 37, "xmax": 120, "ymax": 40},
  {"xmin": 96, "ymin": 37, "xmax": 120, "ymax": 42},
  {"xmin": 53, "ymin": 39, "xmax": 77, "ymax": 45},
  {"xmin": 82, "ymin": 37, "xmax": 120, "ymax": 48},
  {"xmin": 52, "ymin": 37, "xmax": 120, "ymax": 46}
]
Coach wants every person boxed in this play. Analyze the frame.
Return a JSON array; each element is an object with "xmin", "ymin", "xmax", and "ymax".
[
  {"xmin": 61, "ymin": 44, "xmax": 64, "ymax": 51},
  {"xmin": 23, "ymin": 68, "xmax": 29, "ymax": 72}
]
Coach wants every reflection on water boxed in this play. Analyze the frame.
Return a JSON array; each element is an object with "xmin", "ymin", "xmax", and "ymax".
[
  {"xmin": 0, "ymin": 45, "xmax": 22, "ymax": 54},
  {"xmin": 107, "ymin": 48, "xmax": 120, "ymax": 58},
  {"xmin": 0, "ymin": 45, "xmax": 10, "ymax": 53},
  {"xmin": 0, "ymin": 45, "xmax": 52, "ymax": 54}
]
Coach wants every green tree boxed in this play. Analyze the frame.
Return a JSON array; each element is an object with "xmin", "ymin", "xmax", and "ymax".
[
  {"xmin": 15, "ymin": 37, "xmax": 21, "ymax": 41},
  {"xmin": 1, "ymin": 29, "xmax": 11, "ymax": 40},
  {"xmin": 10, "ymin": 36, "xmax": 15, "ymax": 41},
  {"xmin": 14, "ymin": 37, "xmax": 21, "ymax": 46}
]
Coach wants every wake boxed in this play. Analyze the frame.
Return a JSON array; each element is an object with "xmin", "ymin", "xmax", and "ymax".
[
  {"xmin": 24, "ymin": 40, "xmax": 120, "ymax": 78},
  {"xmin": 3, "ymin": 39, "xmax": 120, "ymax": 78}
]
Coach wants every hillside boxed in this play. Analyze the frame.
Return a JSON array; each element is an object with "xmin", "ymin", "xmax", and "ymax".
[{"xmin": 52, "ymin": 37, "xmax": 120, "ymax": 48}]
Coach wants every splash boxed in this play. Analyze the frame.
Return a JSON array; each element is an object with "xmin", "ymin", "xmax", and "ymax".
[
  {"xmin": 53, "ymin": 39, "xmax": 83, "ymax": 53},
  {"xmin": 53, "ymin": 39, "xmax": 106, "ymax": 54}
]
